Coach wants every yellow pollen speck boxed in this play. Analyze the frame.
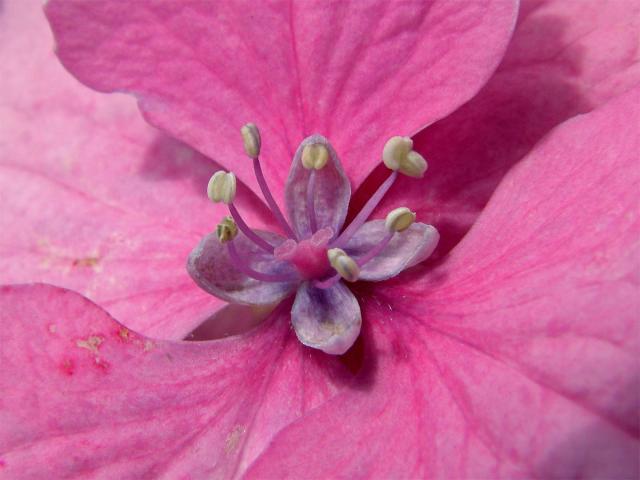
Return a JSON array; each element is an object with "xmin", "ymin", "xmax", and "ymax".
[
  {"xmin": 118, "ymin": 327, "xmax": 131, "ymax": 341},
  {"xmin": 225, "ymin": 425, "xmax": 246, "ymax": 454},
  {"xmin": 72, "ymin": 256, "xmax": 100, "ymax": 268},
  {"xmin": 76, "ymin": 335, "xmax": 103, "ymax": 354}
]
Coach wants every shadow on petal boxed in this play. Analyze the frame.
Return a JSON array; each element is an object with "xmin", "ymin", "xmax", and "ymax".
[
  {"xmin": 184, "ymin": 303, "xmax": 277, "ymax": 341},
  {"xmin": 534, "ymin": 380, "xmax": 640, "ymax": 478}
]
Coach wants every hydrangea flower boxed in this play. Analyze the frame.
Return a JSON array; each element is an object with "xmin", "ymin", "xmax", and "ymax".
[
  {"xmin": 188, "ymin": 127, "xmax": 438, "ymax": 354},
  {"xmin": 1, "ymin": 0, "xmax": 639, "ymax": 478}
]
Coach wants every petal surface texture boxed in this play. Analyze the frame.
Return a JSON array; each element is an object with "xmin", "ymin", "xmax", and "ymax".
[
  {"xmin": 187, "ymin": 231, "xmax": 298, "ymax": 305},
  {"xmin": 292, "ymin": 281, "xmax": 362, "ymax": 355},
  {"xmin": 373, "ymin": 0, "xmax": 640, "ymax": 256},
  {"xmin": 0, "ymin": 284, "xmax": 362, "ymax": 478},
  {"xmin": 345, "ymin": 221, "xmax": 439, "ymax": 281},
  {"xmin": 0, "ymin": 0, "xmax": 274, "ymax": 339},
  {"xmin": 285, "ymin": 135, "xmax": 350, "ymax": 238},
  {"xmin": 245, "ymin": 88, "xmax": 640, "ymax": 478},
  {"xmin": 45, "ymin": 0, "xmax": 519, "ymax": 204}
]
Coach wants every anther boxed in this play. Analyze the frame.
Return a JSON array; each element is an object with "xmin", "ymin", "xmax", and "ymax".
[
  {"xmin": 382, "ymin": 136, "xmax": 428, "ymax": 178},
  {"xmin": 207, "ymin": 171, "xmax": 236, "ymax": 204},
  {"xmin": 385, "ymin": 207, "xmax": 416, "ymax": 232},
  {"xmin": 216, "ymin": 216, "xmax": 238, "ymax": 243},
  {"xmin": 327, "ymin": 248, "xmax": 360, "ymax": 282},
  {"xmin": 301, "ymin": 144, "xmax": 329, "ymax": 170},
  {"xmin": 241, "ymin": 123, "xmax": 261, "ymax": 159}
]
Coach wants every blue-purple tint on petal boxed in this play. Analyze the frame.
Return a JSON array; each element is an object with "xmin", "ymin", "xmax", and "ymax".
[
  {"xmin": 345, "ymin": 220, "xmax": 439, "ymax": 281},
  {"xmin": 187, "ymin": 230, "xmax": 298, "ymax": 305},
  {"xmin": 285, "ymin": 135, "xmax": 351, "ymax": 239},
  {"xmin": 291, "ymin": 281, "xmax": 362, "ymax": 355}
]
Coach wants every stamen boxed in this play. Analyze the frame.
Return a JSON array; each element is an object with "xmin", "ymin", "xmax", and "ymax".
[
  {"xmin": 385, "ymin": 207, "xmax": 416, "ymax": 233},
  {"xmin": 227, "ymin": 240, "xmax": 298, "ymax": 283},
  {"xmin": 382, "ymin": 136, "xmax": 428, "ymax": 178},
  {"xmin": 331, "ymin": 170, "xmax": 398, "ymax": 247},
  {"xmin": 354, "ymin": 231, "xmax": 394, "ymax": 266},
  {"xmin": 242, "ymin": 123, "xmax": 297, "ymax": 239},
  {"xmin": 216, "ymin": 216, "xmax": 238, "ymax": 243},
  {"xmin": 301, "ymin": 143, "xmax": 328, "ymax": 236},
  {"xmin": 307, "ymin": 170, "xmax": 318, "ymax": 233},
  {"xmin": 207, "ymin": 171, "xmax": 236, "ymax": 204},
  {"xmin": 301, "ymin": 144, "xmax": 329, "ymax": 170},
  {"xmin": 241, "ymin": 123, "xmax": 261, "ymax": 159},
  {"xmin": 328, "ymin": 248, "xmax": 360, "ymax": 282},
  {"xmin": 228, "ymin": 203, "xmax": 275, "ymax": 253},
  {"xmin": 253, "ymin": 157, "xmax": 297, "ymax": 239},
  {"xmin": 316, "ymin": 208, "xmax": 414, "ymax": 289},
  {"xmin": 315, "ymin": 248, "xmax": 360, "ymax": 289}
]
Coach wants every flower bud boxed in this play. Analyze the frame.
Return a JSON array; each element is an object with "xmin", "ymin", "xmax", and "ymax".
[
  {"xmin": 241, "ymin": 123, "xmax": 261, "ymax": 159},
  {"xmin": 301, "ymin": 144, "xmax": 329, "ymax": 170},
  {"xmin": 216, "ymin": 216, "xmax": 238, "ymax": 243},
  {"xmin": 207, "ymin": 171, "xmax": 236, "ymax": 204},
  {"xmin": 327, "ymin": 248, "xmax": 360, "ymax": 282},
  {"xmin": 385, "ymin": 207, "xmax": 416, "ymax": 232},
  {"xmin": 382, "ymin": 136, "xmax": 428, "ymax": 178}
]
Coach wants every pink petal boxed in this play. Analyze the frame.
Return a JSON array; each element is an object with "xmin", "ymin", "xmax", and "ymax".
[
  {"xmin": 0, "ymin": 0, "xmax": 272, "ymax": 339},
  {"xmin": 188, "ymin": 231, "xmax": 298, "ymax": 305},
  {"xmin": 345, "ymin": 220, "xmax": 439, "ymax": 281},
  {"xmin": 373, "ymin": 0, "xmax": 640, "ymax": 256},
  {"xmin": 0, "ymin": 284, "xmax": 358, "ymax": 477},
  {"xmin": 45, "ymin": 0, "xmax": 518, "ymax": 205},
  {"xmin": 285, "ymin": 135, "xmax": 350, "ymax": 239},
  {"xmin": 245, "ymin": 88, "xmax": 640, "ymax": 477}
]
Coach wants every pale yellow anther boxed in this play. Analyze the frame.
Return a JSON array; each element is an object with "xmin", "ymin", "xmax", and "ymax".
[
  {"xmin": 207, "ymin": 171, "xmax": 236, "ymax": 204},
  {"xmin": 241, "ymin": 123, "xmax": 261, "ymax": 159},
  {"xmin": 216, "ymin": 216, "xmax": 238, "ymax": 243},
  {"xmin": 301, "ymin": 144, "xmax": 329, "ymax": 170},
  {"xmin": 385, "ymin": 207, "xmax": 416, "ymax": 232},
  {"xmin": 327, "ymin": 248, "xmax": 360, "ymax": 282},
  {"xmin": 382, "ymin": 136, "xmax": 428, "ymax": 178}
]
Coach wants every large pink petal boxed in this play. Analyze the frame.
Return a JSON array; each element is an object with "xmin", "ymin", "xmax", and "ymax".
[
  {"xmin": 0, "ymin": 0, "xmax": 272, "ymax": 339},
  {"xmin": 0, "ymin": 284, "xmax": 363, "ymax": 477},
  {"xmin": 371, "ymin": 0, "xmax": 640, "ymax": 256},
  {"xmin": 45, "ymin": 0, "xmax": 518, "ymax": 206},
  {"xmin": 245, "ymin": 88, "xmax": 640, "ymax": 477}
]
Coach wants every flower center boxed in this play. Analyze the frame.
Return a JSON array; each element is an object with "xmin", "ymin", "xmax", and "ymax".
[
  {"xmin": 207, "ymin": 124, "xmax": 427, "ymax": 286},
  {"xmin": 274, "ymin": 227, "xmax": 333, "ymax": 279}
]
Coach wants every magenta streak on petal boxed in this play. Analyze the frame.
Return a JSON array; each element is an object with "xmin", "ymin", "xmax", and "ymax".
[
  {"xmin": 227, "ymin": 241, "xmax": 296, "ymax": 283},
  {"xmin": 332, "ymin": 170, "xmax": 397, "ymax": 247},
  {"xmin": 307, "ymin": 170, "xmax": 318, "ymax": 234},
  {"xmin": 253, "ymin": 157, "xmax": 297, "ymax": 239},
  {"xmin": 229, "ymin": 203, "xmax": 274, "ymax": 253}
]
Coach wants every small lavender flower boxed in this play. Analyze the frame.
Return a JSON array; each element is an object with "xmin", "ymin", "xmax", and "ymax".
[{"xmin": 188, "ymin": 125, "xmax": 439, "ymax": 354}]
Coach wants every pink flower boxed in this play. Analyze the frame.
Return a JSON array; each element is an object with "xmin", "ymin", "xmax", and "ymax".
[{"xmin": 1, "ymin": 0, "xmax": 638, "ymax": 478}]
